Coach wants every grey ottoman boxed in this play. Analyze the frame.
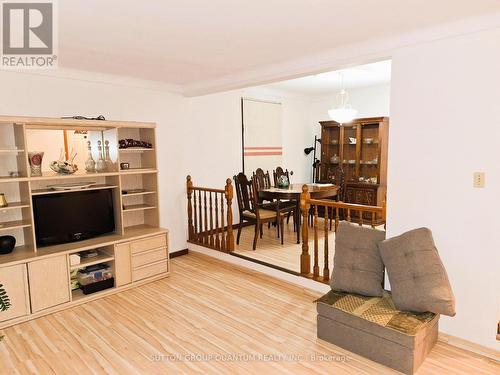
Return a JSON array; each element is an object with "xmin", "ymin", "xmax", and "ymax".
[{"xmin": 316, "ymin": 290, "xmax": 439, "ymax": 374}]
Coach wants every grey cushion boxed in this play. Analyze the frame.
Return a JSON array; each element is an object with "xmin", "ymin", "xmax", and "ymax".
[
  {"xmin": 330, "ymin": 222, "xmax": 386, "ymax": 297},
  {"xmin": 378, "ymin": 228, "xmax": 456, "ymax": 316}
]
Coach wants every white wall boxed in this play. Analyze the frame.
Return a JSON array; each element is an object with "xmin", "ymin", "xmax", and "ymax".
[
  {"xmin": 0, "ymin": 70, "xmax": 186, "ymax": 253},
  {"xmin": 388, "ymin": 28, "xmax": 500, "ymax": 350}
]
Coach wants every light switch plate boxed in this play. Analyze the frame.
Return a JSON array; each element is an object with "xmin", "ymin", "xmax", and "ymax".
[{"xmin": 473, "ymin": 172, "xmax": 485, "ymax": 188}]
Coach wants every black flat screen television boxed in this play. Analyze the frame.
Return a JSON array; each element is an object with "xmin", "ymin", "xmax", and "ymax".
[{"xmin": 33, "ymin": 189, "xmax": 115, "ymax": 247}]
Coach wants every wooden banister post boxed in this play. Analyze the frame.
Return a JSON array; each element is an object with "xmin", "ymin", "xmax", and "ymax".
[
  {"xmin": 225, "ymin": 178, "xmax": 235, "ymax": 252},
  {"xmin": 300, "ymin": 184, "xmax": 311, "ymax": 275},
  {"xmin": 186, "ymin": 175, "xmax": 194, "ymax": 241}
]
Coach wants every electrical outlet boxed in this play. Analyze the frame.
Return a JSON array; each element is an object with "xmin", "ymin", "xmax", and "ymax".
[{"xmin": 473, "ymin": 172, "xmax": 485, "ymax": 188}]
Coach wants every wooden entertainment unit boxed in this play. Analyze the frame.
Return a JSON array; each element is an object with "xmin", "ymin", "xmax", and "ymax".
[{"xmin": 0, "ymin": 116, "xmax": 169, "ymax": 328}]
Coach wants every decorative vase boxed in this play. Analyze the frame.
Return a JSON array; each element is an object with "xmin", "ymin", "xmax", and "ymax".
[
  {"xmin": 0, "ymin": 193, "xmax": 7, "ymax": 208},
  {"xmin": 0, "ymin": 235, "xmax": 16, "ymax": 255},
  {"xmin": 104, "ymin": 140, "xmax": 114, "ymax": 171},
  {"xmin": 28, "ymin": 151, "xmax": 44, "ymax": 176},
  {"xmin": 95, "ymin": 140, "xmax": 106, "ymax": 173},
  {"xmin": 85, "ymin": 141, "xmax": 96, "ymax": 173},
  {"xmin": 277, "ymin": 175, "xmax": 289, "ymax": 188}
]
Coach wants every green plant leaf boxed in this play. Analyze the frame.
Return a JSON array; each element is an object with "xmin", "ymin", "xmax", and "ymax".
[{"xmin": 0, "ymin": 284, "xmax": 11, "ymax": 312}]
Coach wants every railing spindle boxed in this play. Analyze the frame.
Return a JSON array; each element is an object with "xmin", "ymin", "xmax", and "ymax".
[
  {"xmin": 198, "ymin": 190, "xmax": 203, "ymax": 244},
  {"xmin": 209, "ymin": 192, "xmax": 214, "ymax": 247},
  {"xmin": 215, "ymin": 193, "xmax": 220, "ymax": 250},
  {"xmin": 323, "ymin": 202, "xmax": 330, "ymax": 282},
  {"xmin": 220, "ymin": 192, "xmax": 226, "ymax": 251},
  {"xmin": 371, "ymin": 211, "xmax": 375, "ymax": 228},
  {"xmin": 225, "ymin": 179, "xmax": 234, "ymax": 252},
  {"xmin": 300, "ymin": 185, "xmax": 311, "ymax": 276},
  {"xmin": 186, "ymin": 176, "xmax": 194, "ymax": 241},
  {"xmin": 313, "ymin": 205, "xmax": 319, "ymax": 279}
]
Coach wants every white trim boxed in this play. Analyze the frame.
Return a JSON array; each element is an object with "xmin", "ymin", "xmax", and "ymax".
[
  {"xmin": 183, "ymin": 12, "xmax": 500, "ymax": 97},
  {"xmin": 1, "ymin": 67, "xmax": 183, "ymax": 94},
  {"xmin": 188, "ymin": 243, "xmax": 330, "ymax": 294}
]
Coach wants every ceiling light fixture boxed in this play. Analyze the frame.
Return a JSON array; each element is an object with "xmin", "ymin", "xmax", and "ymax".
[{"xmin": 328, "ymin": 72, "xmax": 357, "ymax": 124}]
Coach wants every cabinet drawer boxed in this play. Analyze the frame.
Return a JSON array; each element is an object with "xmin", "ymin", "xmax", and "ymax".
[
  {"xmin": 130, "ymin": 235, "xmax": 166, "ymax": 254},
  {"xmin": 132, "ymin": 260, "xmax": 168, "ymax": 282},
  {"xmin": 132, "ymin": 247, "xmax": 167, "ymax": 268}
]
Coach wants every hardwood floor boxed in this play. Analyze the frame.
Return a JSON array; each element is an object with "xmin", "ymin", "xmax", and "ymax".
[
  {"xmin": 234, "ymin": 218, "xmax": 335, "ymax": 273},
  {"xmin": 1, "ymin": 253, "xmax": 498, "ymax": 374}
]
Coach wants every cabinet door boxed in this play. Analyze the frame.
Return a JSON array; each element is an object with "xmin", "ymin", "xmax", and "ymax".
[
  {"xmin": 0, "ymin": 264, "xmax": 30, "ymax": 322},
  {"xmin": 28, "ymin": 255, "xmax": 70, "ymax": 313},
  {"xmin": 114, "ymin": 242, "xmax": 132, "ymax": 286}
]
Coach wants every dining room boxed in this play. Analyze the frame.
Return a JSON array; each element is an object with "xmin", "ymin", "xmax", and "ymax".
[{"xmin": 204, "ymin": 60, "xmax": 392, "ymax": 275}]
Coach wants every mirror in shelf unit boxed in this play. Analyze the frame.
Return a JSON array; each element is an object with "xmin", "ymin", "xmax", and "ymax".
[
  {"xmin": 25, "ymin": 127, "xmax": 119, "ymax": 178},
  {"xmin": 120, "ymin": 171, "xmax": 159, "ymax": 230},
  {"xmin": 118, "ymin": 127, "xmax": 156, "ymax": 172}
]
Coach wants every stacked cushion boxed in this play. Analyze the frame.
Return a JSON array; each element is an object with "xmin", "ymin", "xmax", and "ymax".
[
  {"xmin": 378, "ymin": 227, "xmax": 456, "ymax": 316},
  {"xmin": 331, "ymin": 223, "xmax": 455, "ymax": 317},
  {"xmin": 330, "ymin": 222, "xmax": 386, "ymax": 297}
]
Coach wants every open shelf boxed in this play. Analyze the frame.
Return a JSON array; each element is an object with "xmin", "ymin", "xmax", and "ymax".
[
  {"xmin": 0, "ymin": 202, "xmax": 30, "ymax": 210},
  {"xmin": 31, "ymin": 184, "xmax": 119, "ymax": 196},
  {"xmin": 0, "ymin": 149, "xmax": 24, "ymax": 154},
  {"xmin": 70, "ymin": 253, "xmax": 115, "ymax": 270},
  {"xmin": 119, "ymin": 168, "xmax": 157, "ymax": 174},
  {"xmin": 0, "ymin": 220, "xmax": 32, "ymax": 231},
  {"xmin": 123, "ymin": 204, "xmax": 157, "ymax": 212},
  {"xmin": 71, "ymin": 286, "xmax": 115, "ymax": 302},
  {"xmin": 119, "ymin": 148, "xmax": 155, "ymax": 153},
  {"xmin": 121, "ymin": 190, "xmax": 156, "ymax": 197},
  {"xmin": 29, "ymin": 171, "xmax": 119, "ymax": 181},
  {"xmin": 0, "ymin": 176, "xmax": 29, "ymax": 182}
]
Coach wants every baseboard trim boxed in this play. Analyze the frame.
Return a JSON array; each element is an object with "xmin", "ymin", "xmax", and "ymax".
[
  {"xmin": 170, "ymin": 249, "xmax": 188, "ymax": 258},
  {"xmin": 230, "ymin": 252, "xmax": 301, "ymax": 276}
]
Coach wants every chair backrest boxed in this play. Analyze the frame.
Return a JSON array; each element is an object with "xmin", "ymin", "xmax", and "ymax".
[
  {"xmin": 273, "ymin": 166, "xmax": 290, "ymax": 187},
  {"xmin": 233, "ymin": 172, "xmax": 258, "ymax": 214},
  {"xmin": 333, "ymin": 166, "xmax": 346, "ymax": 201},
  {"xmin": 253, "ymin": 168, "xmax": 272, "ymax": 191}
]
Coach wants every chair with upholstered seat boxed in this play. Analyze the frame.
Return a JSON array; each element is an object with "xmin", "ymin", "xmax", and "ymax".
[
  {"xmin": 234, "ymin": 172, "xmax": 292, "ymax": 250},
  {"xmin": 272, "ymin": 166, "xmax": 291, "ymax": 187}
]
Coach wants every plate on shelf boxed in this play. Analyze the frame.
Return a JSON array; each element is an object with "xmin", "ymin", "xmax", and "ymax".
[{"xmin": 47, "ymin": 182, "xmax": 97, "ymax": 191}]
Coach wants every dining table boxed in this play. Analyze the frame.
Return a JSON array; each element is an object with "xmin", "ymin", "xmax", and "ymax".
[{"xmin": 258, "ymin": 183, "xmax": 339, "ymax": 244}]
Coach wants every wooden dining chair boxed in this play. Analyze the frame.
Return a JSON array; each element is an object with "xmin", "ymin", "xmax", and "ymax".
[
  {"xmin": 272, "ymin": 166, "xmax": 291, "ymax": 187},
  {"xmin": 253, "ymin": 168, "xmax": 272, "ymax": 191},
  {"xmin": 254, "ymin": 167, "xmax": 296, "ymax": 230},
  {"xmin": 233, "ymin": 172, "xmax": 291, "ymax": 250}
]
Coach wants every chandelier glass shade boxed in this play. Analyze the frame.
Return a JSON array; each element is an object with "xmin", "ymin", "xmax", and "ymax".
[{"xmin": 328, "ymin": 74, "xmax": 358, "ymax": 124}]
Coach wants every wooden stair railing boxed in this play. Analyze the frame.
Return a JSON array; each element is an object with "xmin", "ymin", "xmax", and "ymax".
[
  {"xmin": 186, "ymin": 175, "xmax": 235, "ymax": 252},
  {"xmin": 300, "ymin": 184, "xmax": 386, "ymax": 283}
]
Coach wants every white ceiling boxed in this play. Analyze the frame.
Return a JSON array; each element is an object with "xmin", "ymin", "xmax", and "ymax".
[
  {"xmin": 58, "ymin": 1, "xmax": 500, "ymax": 91},
  {"xmin": 263, "ymin": 60, "xmax": 392, "ymax": 96}
]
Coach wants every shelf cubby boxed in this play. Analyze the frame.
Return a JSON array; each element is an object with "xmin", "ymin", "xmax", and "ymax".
[
  {"xmin": 117, "ymin": 127, "xmax": 156, "ymax": 170},
  {"xmin": 120, "ymin": 170, "xmax": 159, "ymax": 229}
]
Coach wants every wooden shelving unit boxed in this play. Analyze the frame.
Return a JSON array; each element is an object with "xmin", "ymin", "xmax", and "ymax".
[
  {"xmin": 0, "ymin": 116, "xmax": 162, "ymax": 255},
  {"xmin": 319, "ymin": 117, "xmax": 389, "ymax": 219},
  {"xmin": 0, "ymin": 115, "xmax": 169, "ymax": 329}
]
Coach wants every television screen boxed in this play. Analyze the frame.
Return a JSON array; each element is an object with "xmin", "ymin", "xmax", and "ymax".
[{"xmin": 33, "ymin": 189, "xmax": 115, "ymax": 247}]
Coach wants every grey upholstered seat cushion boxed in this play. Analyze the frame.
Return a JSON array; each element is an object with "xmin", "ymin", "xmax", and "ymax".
[
  {"xmin": 330, "ymin": 222, "xmax": 386, "ymax": 297},
  {"xmin": 378, "ymin": 228, "xmax": 456, "ymax": 316}
]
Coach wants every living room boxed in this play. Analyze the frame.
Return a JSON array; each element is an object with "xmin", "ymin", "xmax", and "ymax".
[{"xmin": 0, "ymin": 1, "xmax": 498, "ymax": 374}]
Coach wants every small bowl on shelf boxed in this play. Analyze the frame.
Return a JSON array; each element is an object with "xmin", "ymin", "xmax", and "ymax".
[{"xmin": 50, "ymin": 161, "xmax": 78, "ymax": 174}]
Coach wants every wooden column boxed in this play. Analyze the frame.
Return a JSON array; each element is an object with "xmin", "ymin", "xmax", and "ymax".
[
  {"xmin": 225, "ymin": 178, "xmax": 235, "ymax": 252},
  {"xmin": 186, "ymin": 175, "xmax": 194, "ymax": 241},
  {"xmin": 300, "ymin": 184, "xmax": 311, "ymax": 275}
]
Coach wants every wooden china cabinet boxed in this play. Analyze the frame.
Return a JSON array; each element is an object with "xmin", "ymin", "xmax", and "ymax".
[{"xmin": 318, "ymin": 117, "xmax": 389, "ymax": 219}]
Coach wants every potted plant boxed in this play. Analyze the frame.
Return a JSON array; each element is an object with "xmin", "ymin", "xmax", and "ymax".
[{"xmin": 0, "ymin": 284, "xmax": 10, "ymax": 342}]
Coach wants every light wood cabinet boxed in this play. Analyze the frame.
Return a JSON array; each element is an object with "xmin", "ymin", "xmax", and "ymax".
[
  {"xmin": 28, "ymin": 255, "xmax": 70, "ymax": 313},
  {"xmin": 114, "ymin": 242, "xmax": 132, "ymax": 287},
  {"xmin": 0, "ymin": 264, "xmax": 30, "ymax": 322}
]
